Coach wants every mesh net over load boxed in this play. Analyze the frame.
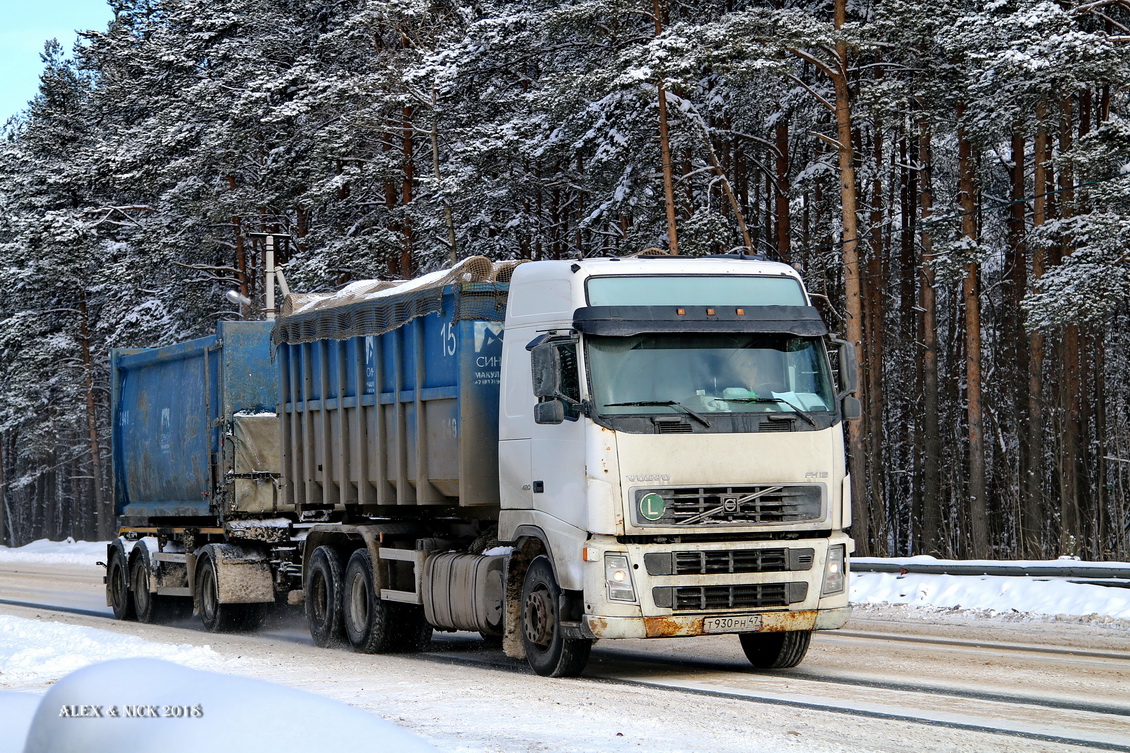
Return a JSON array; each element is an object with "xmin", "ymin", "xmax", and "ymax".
[{"xmin": 273, "ymin": 256, "xmax": 524, "ymax": 345}]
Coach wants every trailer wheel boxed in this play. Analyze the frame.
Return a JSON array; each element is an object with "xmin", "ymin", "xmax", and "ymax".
[
  {"xmin": 739, "ymin": 629, "xmax": 812, "ymax": 669},
  {"xmin": 306, "ymin": 545, "xmax": 345, "ymax": 647},
  {"xmin": 108, "ymin": 548, "xmax": 134, "ymax": 621},
  {"xmin": 196, "ymin": 552, "xmax": 260, "ymax": 633},
  {"xmin": 520, "ymin": 556, "xmax": 591, "ymax": 677},
  {"xmin": 131, "ymin": 553, "xmax": 176, "ymax": 624},
  {"xmin": 341, "ymin": 548, "xmax": 396, "ymax": 653}
]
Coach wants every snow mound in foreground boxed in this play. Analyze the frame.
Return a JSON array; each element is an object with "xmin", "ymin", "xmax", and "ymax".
[
  {"xmin": 20, "ymin": 658, "xmax": 437, "ymax": 753},
  {"xmin": 0, "ymin": 692, "xmax": 39, "ymax": 753}
]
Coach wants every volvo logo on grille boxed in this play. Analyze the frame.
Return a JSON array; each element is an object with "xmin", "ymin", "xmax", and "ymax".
[{"xmin": 722, "ymin": 495, "xmax": 741, "ymax": 512}]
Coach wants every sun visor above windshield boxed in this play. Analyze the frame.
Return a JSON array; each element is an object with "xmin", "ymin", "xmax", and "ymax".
[{"xmin": 573, "ymin": 305, "xmax": 829, "ymax": 337}]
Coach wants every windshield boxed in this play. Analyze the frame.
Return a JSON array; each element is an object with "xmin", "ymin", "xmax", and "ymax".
[{"xmin": 586, "ymin": 333, "xmax": 835, "ymax": 417}]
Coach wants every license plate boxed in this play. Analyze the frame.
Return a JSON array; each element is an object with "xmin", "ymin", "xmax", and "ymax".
[{"xmin": 702, "ymin": 615, "xmax": 763, "ymax": 634}]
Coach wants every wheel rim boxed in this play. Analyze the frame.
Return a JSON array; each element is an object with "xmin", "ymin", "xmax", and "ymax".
[
  {"xmin": 347, "ymin": 574, "xmax": 368, "ymax": 634},
  {"xmin": 523, "ymin": 584, "xmax": 553, "ymax": 649}
]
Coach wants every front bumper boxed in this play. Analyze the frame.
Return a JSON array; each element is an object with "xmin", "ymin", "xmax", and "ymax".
[{"xmin": 580, "ymin": 606, "xmax": 852, "ymax": 639}]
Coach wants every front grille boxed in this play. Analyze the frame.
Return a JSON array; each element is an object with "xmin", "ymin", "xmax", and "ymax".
[
  {"xmin": 633, "ymin": 485, "xmax": 822, "ymax": 526},
  {"xmin": 644, "ymin": 547, "xmax": 814, "ymax": 575},
  {"xmin": 653, "ymin": 582, "xmax": 808, "ymax": 611}
]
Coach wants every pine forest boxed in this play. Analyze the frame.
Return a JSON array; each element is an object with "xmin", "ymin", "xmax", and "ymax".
[{"xmin": 0, "ymin": 0, "xmax": 1128, "ymax": 559}]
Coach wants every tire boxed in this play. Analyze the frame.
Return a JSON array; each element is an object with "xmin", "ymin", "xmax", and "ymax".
[
  {"xmin": 520, "ymin": 556, "xmax": 591, "ymax": 677},
  {"xmin": 131, "ymin": 553, "xmax": 178, "ymax": 624},
  {"xmin": 341, "ymin": 548, "xmax": 395, "ymax": 653},
  {"xmin": 107, "ymin": 548, "xmax": 135, "ymax": 621},
  {"xmin": 739, "ymin": 630, "xmax": 812, "ymax": 669},
  {"xmin": 196, "ymin": 553, "xmax": 260, "ymax": 633},
  {"xmin": 306, "ymin": 545, "xmax": 345, "ymax": 648}
]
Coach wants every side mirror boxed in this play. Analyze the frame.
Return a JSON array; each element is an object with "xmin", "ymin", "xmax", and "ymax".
[
  {"xmin": 530, "ymin": 343, "xmax": 562, "ymax": 399},
  {"xmin": 841, "ymin": 395, "xmax": 862, "ymax": 422},
  {"xmin": 534, "ymin": 400, "xmax": 565, "ymax": 425},
  {"xmin": 835, "ymin": 340, "xmax": 859, "ymax": 396}
]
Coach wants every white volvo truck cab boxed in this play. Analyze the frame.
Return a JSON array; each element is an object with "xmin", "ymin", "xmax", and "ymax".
[{"xmin": 497, "ymin": 255, "xmax": 856, "ymax": 676}]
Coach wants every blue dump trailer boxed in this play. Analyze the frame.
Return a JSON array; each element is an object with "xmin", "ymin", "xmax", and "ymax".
[
  {"xmin": 111, "ymin": 320, "xmax": 278, "ymax": 521},
  {"xmin": 107, "ymin": 256, "xmax": 856, "ymax": 676},
  {"xmin": 275, "ymin": 285, "xmax": 504, "ymax": 512}
]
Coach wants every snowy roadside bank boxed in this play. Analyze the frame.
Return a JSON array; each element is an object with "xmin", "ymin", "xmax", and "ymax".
[{"xmin": 0, "ymin": 538, "xmax": 105, "ymax": 566}]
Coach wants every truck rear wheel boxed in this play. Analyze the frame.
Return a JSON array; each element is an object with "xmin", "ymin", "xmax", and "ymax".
[
  {"xmin": 108, "ymin": 548, "xmax": 134, "ymax": 621},
  {"xmin": 342, "ymin": 548, "xmax": 395, "ymax": 653},
  {"xmin": 520, "ymin": 556, "xmax": 591, "ymax": 677},
  {"xmin": 196, "ymin": 552, "xmax": 261, "ymax": 633},
  {"xmin": 739, "ymin": 629, "xmax": 811, "ymax": 669},
  {"xmin": 306, "ymin": 545, "xmax": 345, "ymax": 647},
  {"xmin": 131, "ymin": 553, "xmax": 178, "ymax": 624}
]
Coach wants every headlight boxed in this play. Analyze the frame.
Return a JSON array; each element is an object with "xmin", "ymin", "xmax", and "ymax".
[
  {"xmin": 604, "ymin": 553, "xmax": 637, "ymax": 603},
  {"xmin": 821, "ymin": 544, "xmax": 846, "ymax": 595}
]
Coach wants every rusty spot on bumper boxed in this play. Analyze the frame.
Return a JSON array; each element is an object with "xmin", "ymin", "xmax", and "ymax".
[
  {"xmin": 758, "ymin": 610, "xmax": 818, "ymax": 633},
  {"xmin": 645, "ymin": 616, "xmax": 702, "ymax": 637},
  {"xmin": 586, "ymin": 616, "xmax": 610, "ymax": 635}
]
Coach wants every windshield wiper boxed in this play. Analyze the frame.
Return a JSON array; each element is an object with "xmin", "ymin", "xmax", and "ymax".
[
  {"xmin": 725, "ymin": 396, "xmax": 817, "ymax": 426},
  {"xmin": 604, "ymin": 400, "xmax": 712, "ymax": 428}
]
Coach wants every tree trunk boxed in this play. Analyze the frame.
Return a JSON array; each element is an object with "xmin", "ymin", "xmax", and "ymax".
[
  {"xmin": 1007, "ymin": 129, "xmax": 1035, "ymax": 555},
  {"xmin": 383, "ymin": 131, "xmax": 399, "ymax": 277},
  {"xmin": 957, "ymin": 115, "xmax": 990, "ymax": 558},
  {"xmin": 1057, "ymin": 97, "xmax": 1083, "ymax": 555},
  {"xmin": 865, "ymin": 124, "xmax": 887, "ymax": 553},
  {"xmin": 79, "ymin": 291, "xmax": 111, "ymax": 540},
  {"xmin": 654, "ymin": 0, "xmax": 679, "ymax": 254},
  {"xmin": 1027, "ymin": 103, "xmax": 1052, "ymax": 555},
  {"xmin": 775, "ymin": 120, "xmax": 791, "ymax": 261},
  {"xmin": 918, "ymin": 120, "xmax": 943, "ymax": 555},
  {"xmin": 430, "ymin": 84, "xmax": 458, "ymax": 262},
  {"xmin": 899, "ymin": 130, "xmax": 920, "ymax": 553},
  {"xmin": 226, "ymin": 176, "xmax": 249, "ymax": 306},
  {"xmin": 400, "ymin": 106, "xmax": 415, "ymax": 277},
  {"xmin": 831, "ymin": 0, "xmax": 869, "ymax": 554}
]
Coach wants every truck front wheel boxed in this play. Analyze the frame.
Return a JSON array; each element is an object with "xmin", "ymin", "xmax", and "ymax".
[
  {"xmin": 739, "ymin": 629, "xmax": 811, "ymax": 669},
  {"xmin": 520, "ymin": 556, "xmax": 591, "ymax": 677},
  {"xmin": 306, "ymin": 545, "xmax": 345, "ymax": 647}
]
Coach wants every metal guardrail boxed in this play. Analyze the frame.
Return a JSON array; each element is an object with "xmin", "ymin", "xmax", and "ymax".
[{"xmin": 850, "ymin": 559, "xmax": 1130, "ymax": 583}]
